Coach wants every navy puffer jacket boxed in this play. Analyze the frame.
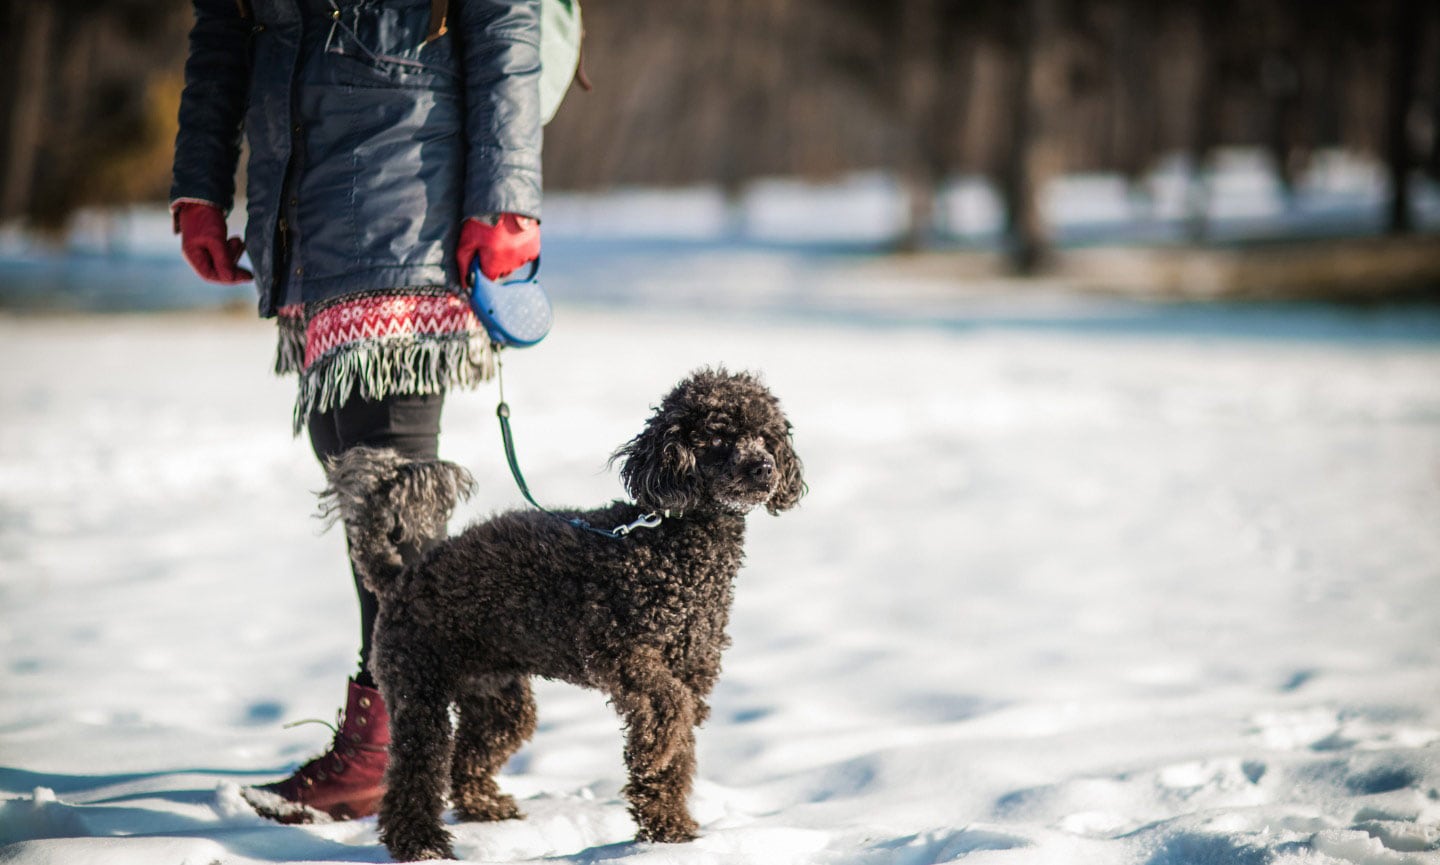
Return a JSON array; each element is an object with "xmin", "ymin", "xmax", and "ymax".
[{"xmin": 171, "ymin": 0, "xmax": 542, "ymax": 317}]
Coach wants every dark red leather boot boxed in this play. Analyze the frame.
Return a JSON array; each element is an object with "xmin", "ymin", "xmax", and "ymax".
[{"xmin": 243, "ymin": 678, "xmax": 390, "ymax": 823}]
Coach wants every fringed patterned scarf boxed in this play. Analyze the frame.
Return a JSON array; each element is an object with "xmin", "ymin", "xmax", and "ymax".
[{"xmin": 275, "ymin": 288, "xmax": 495, "ymax": 434}]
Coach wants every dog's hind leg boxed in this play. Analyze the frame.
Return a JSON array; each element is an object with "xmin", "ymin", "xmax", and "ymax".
[
  {"xmin": 609, "ymin": 650, "xmax": 701, "ymax": 844},
  {"xmin": 375, "ymin": 641, "xmax": 458, "ymax": 862},
  {"xmin": 450, "ymin": 675, "xmax": 536, "ymax": 822}
]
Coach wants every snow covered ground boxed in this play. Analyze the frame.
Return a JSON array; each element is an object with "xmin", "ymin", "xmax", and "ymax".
[
  {"xmin": 3, "ymin": 277, "xmax": 1440, "ymax": 864},
  {"xmin": 3, "ymin": 157, "xmax": 1440, "ymax": 863}
]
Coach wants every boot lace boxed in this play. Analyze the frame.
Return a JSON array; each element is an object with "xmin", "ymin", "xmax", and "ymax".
[
  {"xmin": 283, "ymin": 713, "xmax": 341, "ymax": 738},
  {"xmin": 278, "ymin": 710, "xmax": 383, "ymax": 784}
]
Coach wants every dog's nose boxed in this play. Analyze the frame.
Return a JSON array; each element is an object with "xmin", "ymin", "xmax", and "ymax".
[{"xmin": 749, "ymin": 460, "xmax": 775, "ymax": 482}]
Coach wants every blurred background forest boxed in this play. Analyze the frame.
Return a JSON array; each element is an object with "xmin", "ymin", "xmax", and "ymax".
[{"xmin": 1, "ymin": 0, "xmax": 1439, "ymax": 274}]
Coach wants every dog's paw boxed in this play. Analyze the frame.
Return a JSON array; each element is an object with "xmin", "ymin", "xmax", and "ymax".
[
  {"xmin": 454, "ymin": 793, "xmax": 523, "ymax": 823},
  {"xmin": 382, "ymin": 825, "xmax": 456, "ymax": 862},
  {"xmin": 636, "ymin": 812, "xmax": 699, "ymax": 844}
]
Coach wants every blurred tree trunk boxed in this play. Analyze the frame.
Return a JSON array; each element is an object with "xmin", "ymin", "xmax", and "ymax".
[
  {"xmin": 895, "ymin": 0, "xmax": 947, "ymax": 250},
  {"xmin": 1185, "ymin": 3, "xmax": 1221, "ymax": 242},
  {"xmin": 1001, "ymin": 0, "xmax": 1060, "ymax": 273},
  {"xmin": 1430, "ymin": 0, "xmax": 1440, "ymax": 184},
  {"xmin": 0, "ymin": 3, "xmax": 55, "ymax": 222},
  {"xmin": 1431, "ymin": 66, "xmax": 1440, "ymax": 182},
  {"xmin": 1385, "ymin": 0, "xmax": 1420, "ymax": 234},
  {"xmin": 1264, "ymin": 53, "xmax": 1302, "ymax": 202},
  {"xmin": 896, "ymin": 0, "xmax": 937, "ymax": 250},
  {"xmin": 1431, "ymin": 44, "xmax": 1440, "ymax": 181},
  {"xmin": 1114, "ymin": 0, "xmax": 1157, "ymax": 193},
  {"xmin": 931, "ymin": 25, "xmax": 977, "ymax": 239}
]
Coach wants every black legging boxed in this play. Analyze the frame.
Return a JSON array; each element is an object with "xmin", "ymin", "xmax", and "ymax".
[{"xmin": 308, "ymin": 392, "xmax": 445, "ymax": 687}]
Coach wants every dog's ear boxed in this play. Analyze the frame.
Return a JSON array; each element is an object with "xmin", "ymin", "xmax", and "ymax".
[
  {"xmin": 613, "ymin": 415, "xmax": 699, "ymax": 513},
  {"xmin": 766, "ymin": 424, "xmax": 806, "ymax": 515}
]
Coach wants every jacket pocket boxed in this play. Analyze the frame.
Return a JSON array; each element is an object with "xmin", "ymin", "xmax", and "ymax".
[{"xmin": 325, "ymin": 0, "xmax": 457, "ymax": 88}]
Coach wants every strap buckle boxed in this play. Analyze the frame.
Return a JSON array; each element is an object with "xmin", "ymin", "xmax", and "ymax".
[{"xmin": 611, "ymin": 512, "xmax": 662, "ymax": 537}]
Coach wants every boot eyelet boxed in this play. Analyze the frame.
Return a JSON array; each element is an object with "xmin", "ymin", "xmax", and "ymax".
[
  {"xmin": 315, "ymin": 770, "xmax": 327, "ymax": 781},
  {"xmin": 356, "ymin": 716, "xmax": 368, "ymax": 726},
  {"xmin": 303, "ymin": 776, "xmax": 315, "ymax": 787},
  {"xmin": 358, "ymin": 696, "xmax": 372, "ymax": 709},
  {"xmin": 350, "ymin": 733, "xmax": 362, "ymax": 743},
  {"xmin": 332, "ymin": 758, "xmax": 346, "ymax": 772}
]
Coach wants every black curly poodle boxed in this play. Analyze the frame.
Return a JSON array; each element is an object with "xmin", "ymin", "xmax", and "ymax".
[{"xmin": 321, "ymin": 368, "xmax": 805, "ymax": 861}]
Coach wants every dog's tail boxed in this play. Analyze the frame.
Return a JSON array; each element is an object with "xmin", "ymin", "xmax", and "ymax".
[{"xmin": 317, "ymin": 446, "xmax": 475, "ymax": 596}]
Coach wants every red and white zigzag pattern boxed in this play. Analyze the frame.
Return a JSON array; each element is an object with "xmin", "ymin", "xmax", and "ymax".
[{"xmin": 303, "ymin": 294, "xmax": 480, "ymax": 369}]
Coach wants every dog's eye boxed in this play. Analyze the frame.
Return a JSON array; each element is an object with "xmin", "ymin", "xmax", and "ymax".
[{"xmin": 699, "ymin": 437, "xmax": 730, "ymax": 461}]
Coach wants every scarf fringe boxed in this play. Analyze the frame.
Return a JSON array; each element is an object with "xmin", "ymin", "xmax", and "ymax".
[
  {"xmin": 274, "ymin": 313, "xmax": 307, "ymax": 376},
  {"xmin": 291, "ymin": 333, "xmax": 496, "ymax": 435}
]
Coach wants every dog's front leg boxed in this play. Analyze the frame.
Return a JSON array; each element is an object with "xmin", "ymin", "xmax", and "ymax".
[
  {"xmin": 377, "ymin": 658, "xmax": 458, "ymax": 861},
  {"xmin": 609, "ymin": 650, "xmax": 701, "ymax": 844}
]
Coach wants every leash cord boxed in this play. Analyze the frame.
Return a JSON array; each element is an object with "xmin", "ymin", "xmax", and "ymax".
[{"xmin": 494, "ymin": 353, "xmax": 662, "ymax": 539}]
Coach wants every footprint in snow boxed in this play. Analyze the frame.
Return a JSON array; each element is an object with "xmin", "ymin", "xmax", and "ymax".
[{"xmin": 857, "ymin": 828, "xmax": 1031, "ymax": 865}]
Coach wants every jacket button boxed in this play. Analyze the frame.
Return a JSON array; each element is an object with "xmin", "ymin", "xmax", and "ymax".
[
  {"xmin": 253, "ymin": 24, "xmax": 266, "ymax": 33},
  {"xmin": 332, "ymin": 9, "xmax": 340, "ymax": 19},
  {"xmin": 294, "ymin": 266, "xmax": 303, "ymax": 276},
  {"xmin": 289, "ymin": 197, "xmax": 299, "ymax": 207}
]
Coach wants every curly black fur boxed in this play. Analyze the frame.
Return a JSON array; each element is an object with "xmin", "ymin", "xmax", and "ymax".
[
  {"xmin": 319, "ymin": 450, "xmax": 477, "ymax": 593},
  {"xmin": 324, "ymin": 369, "xmax": 805, "ymax": 861}
]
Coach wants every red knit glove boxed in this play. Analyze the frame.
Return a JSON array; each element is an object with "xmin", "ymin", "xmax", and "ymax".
[
  {"xmin": 177, "ymin": 203, "xmax": 252, "ymax": 284},
  {"xmin": 457, "ymin": 214, "xmax": 540, "ymax": 283}
]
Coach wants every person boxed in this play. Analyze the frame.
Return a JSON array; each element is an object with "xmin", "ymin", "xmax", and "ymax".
[{"xmin": 170, "ymin": 0, "xmax": 543, "ymax": 823}]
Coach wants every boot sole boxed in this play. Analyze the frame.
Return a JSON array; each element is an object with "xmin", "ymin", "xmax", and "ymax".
[
  {"xmin": 240, "ymin": 784, "xmax": 386, "ymax": 824},
  {"xmin": 240, "ymin": 785, "xmax": 336, "ymax": 825}
]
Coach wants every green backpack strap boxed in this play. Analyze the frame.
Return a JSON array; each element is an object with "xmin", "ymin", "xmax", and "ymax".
[
  {"xmin": 538, "ymin": 0, "xmax": 584, "ymax": 124},
  {"xmin": 427, "ymin": 0, "xmax": 584, "ymax": 125}
]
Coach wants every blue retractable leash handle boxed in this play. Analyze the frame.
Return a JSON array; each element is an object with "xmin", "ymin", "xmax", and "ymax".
[{"xmin": 468, "ymin": 257, "xmax": 553, "ymax": 348}]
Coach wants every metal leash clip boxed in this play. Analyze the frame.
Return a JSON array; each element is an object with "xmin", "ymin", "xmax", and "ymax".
[{"xmin": 610, "ymin": 512, "xmax": 663, "ymax": 537}]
